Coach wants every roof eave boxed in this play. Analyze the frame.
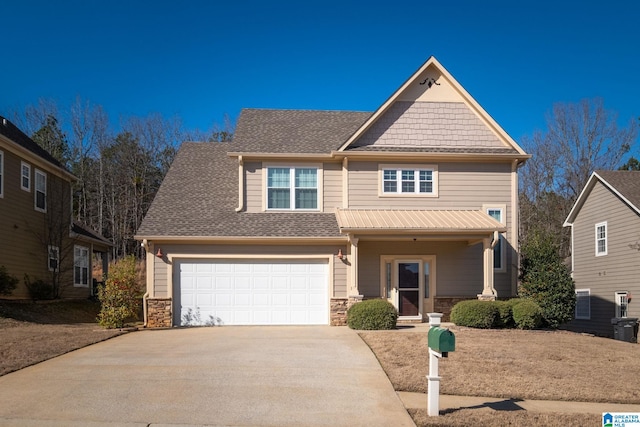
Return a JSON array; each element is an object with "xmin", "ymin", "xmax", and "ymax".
[
  {"xmin": 133, "ymin": 235, "xmax": 348, "ymax": 243},
  {"xmin": 227, "ymin": 152, "xmax": 335, "ymax": 160},
  {"xmin": 331, "ymin": 151, "xmax": 531, "ymax": 161}
]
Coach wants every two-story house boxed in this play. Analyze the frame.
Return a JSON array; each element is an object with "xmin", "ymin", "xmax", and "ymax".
[
  {"xmin": 136, "ymin": 57, "xmax": 530, "ymax": 327},
  {"xmin": 564, "ymin": 170, "xmax": 640, "ymax": 338},
  {"xmin": 0, "ymin": 117, "xmax": 111, "ymax": 299}
]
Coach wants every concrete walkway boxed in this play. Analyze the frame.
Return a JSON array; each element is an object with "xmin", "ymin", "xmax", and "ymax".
[
  {"xmin": 398, "ymin": 391, "xmax": 640, "ymax": 415},
  {"xmin": 0, "ymin": 327, "xmax": 415, "ymax": 427}
]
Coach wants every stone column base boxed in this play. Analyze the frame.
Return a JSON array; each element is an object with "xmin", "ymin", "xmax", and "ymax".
[
  {"xmin": 477, "ymin": 294, "xmax": 497, "ymax": 301},
  {"xmin": 147, "ymin": 298, "xmax": 172, "ymax": 328},
  {"xmin": 330, "ymin": 295, "xmax": 363, "ymax": 326}
]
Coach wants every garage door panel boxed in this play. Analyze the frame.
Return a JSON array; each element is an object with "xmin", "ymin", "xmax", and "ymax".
[{"xmin": 178, "ymin": 259, "xmax": 328, "ymax": 326}]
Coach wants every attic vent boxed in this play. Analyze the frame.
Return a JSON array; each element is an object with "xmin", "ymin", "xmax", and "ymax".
[
  {"xmin": 419, "ymin": 77, "xmax": 440, "ymax": 88},
  {"xmin": 1, "ymin": 118, "xmax": 6, "ymax": 127}
]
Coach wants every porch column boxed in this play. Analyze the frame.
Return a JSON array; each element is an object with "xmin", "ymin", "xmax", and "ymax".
[
  {"xmin": 479, "ymin": 236, "xmax": 497, "ymax": 300},
  {"xmin": 348, "ymin": 236, "xmax": 360, "ymax": 297}
]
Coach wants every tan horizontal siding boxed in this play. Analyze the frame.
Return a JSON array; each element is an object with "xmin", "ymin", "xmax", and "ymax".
[
  {"xmin": 245, "ymin": 161, "xmax": 262, "ymax": 212},
  {"xmin": 569, "ymin": 181, "xmax": 640, "ymax": 336},
  {"xmin": 323, "ymin": 162, "xmax": 342, "ymax": 212},
  {"xmin": 0, "ymin": 148, "xmax": 77, "ymax": 298}
]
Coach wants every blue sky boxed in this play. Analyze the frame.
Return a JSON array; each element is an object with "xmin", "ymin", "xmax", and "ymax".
[{"xmin": 2, "ymin": 0, "xmax": 639, "ymax": 145}]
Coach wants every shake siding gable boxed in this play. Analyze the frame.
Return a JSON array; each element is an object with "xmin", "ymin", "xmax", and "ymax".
[{"xmin": 570, "ymin": 181, "xmax": 640, "ymax": 336}]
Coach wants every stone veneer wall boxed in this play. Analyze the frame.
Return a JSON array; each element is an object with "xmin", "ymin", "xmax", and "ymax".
[
  {"xmin": 330, "ymin": 296, "xmax": 363, "ymax": 326},
  {"xmin": 434, "ymin": 297, "xmax": 476, "ymax": 322},
  {"xmin": 147, "ymin": 298, "xmax": 172, "ymax": 328}
]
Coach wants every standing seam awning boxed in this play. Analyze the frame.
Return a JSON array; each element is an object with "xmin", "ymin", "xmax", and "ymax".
[{"xmin": 335, "ymin": 209, "xmax": 507, "ymax": 233}]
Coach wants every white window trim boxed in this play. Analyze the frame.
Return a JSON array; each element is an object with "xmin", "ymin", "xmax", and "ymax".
[
  {"xmin": 74, "ymin": 245, "xmax": 90, "ymax": 287},
  {"xmin": 615, "ymin": 291, "xmax": 629, "ymax": 318},
  {"xmin": 595, "ymin": 222, "xmax": 607, "ymax": 256},
  {"xmin": 0, "ymin": 150, "xmax": 4, "ymax": 198},
  {"xmin": 48, "ymin": 245, "xmax": 59, "ymax": 272},
  {"xmin": 483, "ymin": 204, "xmax": 507, "ymax": 273},
  {"xmin": 263, "ymin": 163, "xmax": 323, "ymax": 211},
  {"xmin": 575, "ymin": 289, "xmax": 590, "ymax": 320},
  {"xmin": 35, "ymin": 169, "xmax": 47, "ymax": 213},
  {"xmin": 378, "ymin": 164, "xmax": 438, "ymax": 197},
  {"xmin": 21, "ymin": 161, "xmax": 31, "ymax": 191}
]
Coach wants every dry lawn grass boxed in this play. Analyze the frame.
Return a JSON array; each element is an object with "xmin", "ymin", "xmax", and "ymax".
[
  {"xmin": 362, "ymin": 327, "xmax": 636, "ymax": 426},
  {"xmin": 0, "ymin": 300, "xmax": 124, "ymax": 376},
  {"xmin": 360, "ymin": 326, "xmax": 640, "ymax": 404}
]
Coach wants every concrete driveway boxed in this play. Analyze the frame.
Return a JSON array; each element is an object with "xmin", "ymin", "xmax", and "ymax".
[{"xmin": 0, "ymin": 326, "xmax": 415, "ymax": 427}]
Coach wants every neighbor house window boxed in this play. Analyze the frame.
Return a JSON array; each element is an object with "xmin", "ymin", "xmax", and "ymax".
[
  {"xmin": 35, "ymin": 169, "xmax": 47, "ymax": 212},
  {"xmin": 575, "ymin": 289, "xmax": 590, "ymax": 320},
  {"xmin": 21, "ymin": 162, "xmax": 31, "ymax": 191},
  {"xmin": 266, "ymin": 167, "xmax": 318, "ymax": 210},
  {"xmin": 48, "ymin": 246, "xmax": 59, "ymax": 272},
  {"xmin": 486, "ymin": 206, "xmax": 506, "ymax": 271},
  {"xmin": 381, "ymin": 165, "xmax": 437, "ymax": 196},
  {"xmin": 74, "ymin": 246, "xmax": 90, "ymax": 287},
  {"xmin": 595, "ymin": 222, "xmax": 607, "ymax": 256},
  {"xmin": 0, "ymin": 150, "xmax": 3, "ymax": 197},
  {"xmin": 615, "ymin": 291, "xmax": 629, "ymax": 318}
]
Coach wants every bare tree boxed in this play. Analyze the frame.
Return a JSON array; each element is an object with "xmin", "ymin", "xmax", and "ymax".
[{"xmin": 519, "ymin": 98, "xmax": 638, "ymax": 256}]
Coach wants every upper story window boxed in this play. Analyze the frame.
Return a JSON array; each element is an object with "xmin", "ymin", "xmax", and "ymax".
[
  {"xmin": 21, "ymin": 162, "xmax": 31, "ymax": 191},
  {"xmin": 595, "ymin": 222, "xmax": 607, "ymax": 256},
  {"xmin": 0, "ymin": 150, "xmax": 3, "ymax": 198},
  {"xmin": 267, "ymin": 167, "xmax": 318, "ymax": 210},
  {"xmin": 380, "ymin": 164, "xmax": 438, "ymax": 196},
  {"xmin": 35, "ymin": 169, "xmax": 47, "ymax": 212}
]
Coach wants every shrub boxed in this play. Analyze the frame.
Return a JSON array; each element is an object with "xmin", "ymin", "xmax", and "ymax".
[
  {"xmin": 347, "ymin": 299, "xmax": 398, "ymax": 330},
  {"xmin": 24, "ymin": 275, "xmax": 53, "ymax": 300},
  {"xmin": 450, "ymin": 300, "xmax": 499, "ymax": 328},
  {"xmin": 520, "ymin": 230, "xmax": 576, "ymax": 328},
  {"xmin": 98, "ymin": 256, "xmax": 141, "ymax": 329},
  {"xmin": 0, "ymin": 266, "xmax": 18, "ymax": 296},
  {"xmin": 495, "ymin": 300, "xmax": 515, "ymax": 328},
  {"xmin": 512, "ymin": 299, "xmax": 543, "ymax": 329}
]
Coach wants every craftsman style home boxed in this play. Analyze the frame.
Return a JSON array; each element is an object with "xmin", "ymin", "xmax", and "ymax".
[
  {"xmin": 0, "ymin": 117, "xmax": 111, "ymax": 299},
  {"xmin": 136, "ymin": 57, "xmax": 530, "ymax": 327},
  {"xmin": 564, "ymin": 170, "xmax": 640, "ymax": 337}
]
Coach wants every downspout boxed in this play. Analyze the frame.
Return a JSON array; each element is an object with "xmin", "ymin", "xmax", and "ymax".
[
  {"xmin": 235, "ymin": 155, "xmax": 244, "ymax": 212},
  {"xmin": 141, "ymin": 239, "xmax": 150, "ymax": 328}
]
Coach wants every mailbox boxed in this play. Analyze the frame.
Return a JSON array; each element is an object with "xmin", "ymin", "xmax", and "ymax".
[{"xmin": 428, "ymin": 327, "xmax": 455, "ymax": 353}]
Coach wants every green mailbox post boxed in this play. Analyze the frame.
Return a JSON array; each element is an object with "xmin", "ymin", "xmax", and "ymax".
[{"xmin": 427, "ymin": 313, "xmax": 455, "ymax": 417}]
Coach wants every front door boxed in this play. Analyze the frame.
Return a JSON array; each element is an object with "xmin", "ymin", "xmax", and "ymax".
[
  {"xmin": 382, "ymin": 256, "xmax": 435, "ymax": 320},
  {"xmin": 397, "ymin": 261, "xmax": 420, "ymax": 317}
]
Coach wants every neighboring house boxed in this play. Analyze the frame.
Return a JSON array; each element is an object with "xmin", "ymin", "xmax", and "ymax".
[
  {"xmin": 136, "ymin": 57, "xmax": 530, "ymax": 327},
  {"xmin": 0, "ymin": 117, "xmax": 111, "ymax": 299},
  {"xmin": 564, "ymin": 170, "xmax": 640, "ymax": 337}
]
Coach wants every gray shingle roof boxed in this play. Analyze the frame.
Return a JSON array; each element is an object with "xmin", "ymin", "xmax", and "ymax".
[
  {"xmin": 232, "ymin": 109, "xmax": 372, "ymax": 153},
  {"xmin": 0, "ymin": 116, "xmax": 68, "ymax": 171},
  {"xmin": 597, "ymin": 170, "xmax": 640, "ymax": 211},
  {"xmin": 136, "ymin": 142, "xmax": 341, "ymax": 238}
]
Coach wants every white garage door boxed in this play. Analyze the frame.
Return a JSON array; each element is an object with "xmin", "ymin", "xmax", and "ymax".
[{"xmin": 177, "ymin": 259, "xmax": 329, "ymax": 326}]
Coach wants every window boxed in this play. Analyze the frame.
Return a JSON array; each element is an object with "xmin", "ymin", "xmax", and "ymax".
[
  {"xmin": 21, "ymin": 162, "xmax": 31, "ymax": 191},
  {"xmin": 381, "ymin": 165, "xmax": 436, "ymax": 195},
  {"xmin": 48, "ymin": 246, "xmax": 59, "ymax": 272},
  {"xmin": 0, "ymin": 150, "xmax": 3, "ymax": 197},
  {"xmin": 616, "ymin": 291, "xmax": 629, "ymax": 318},
  {"xmin": 485, "ymin": 206, "xmax": 505, "ymax": 271},
  {"xmin": 575, "ymin": 289, "xmax": 590, "ymax": 320},
  {"xmin": 74, "ymin": 246, "xmax": 90, "ymax": 287},
  {"xmin": 266, "ymin": 167, "xmax": 318, "ymax": 210},
  {"xmin": 595, "ymin": 222, "xmax": 607, "ymax": 256},
  {"xmin": 35, "ymin": 169, "xmax": 46, "ymax": 212}
]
